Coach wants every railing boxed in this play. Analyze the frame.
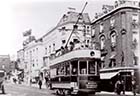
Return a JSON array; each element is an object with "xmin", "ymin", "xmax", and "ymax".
[{"xmin": 49, "ymin": 49, "xmax": 100, "ymax": 66}]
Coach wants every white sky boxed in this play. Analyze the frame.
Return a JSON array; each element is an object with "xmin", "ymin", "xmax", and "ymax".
[{"xmin": 0, "ymin": 0, "xmax": 135, "ymax": 60}]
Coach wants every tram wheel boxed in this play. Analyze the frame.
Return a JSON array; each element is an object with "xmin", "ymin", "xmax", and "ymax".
[
  {"xmin": 55, "ymin": 89, "xmax": 59, "ymax": 95},
  {"xmin": 64, "ymin": 90, "xmax": 69, "ymax": 95}
]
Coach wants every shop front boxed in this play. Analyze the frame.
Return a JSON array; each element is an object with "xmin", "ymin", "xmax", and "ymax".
[{"xmin": 100, "ymin": 67, "xmax": 138, "ymax": 92}]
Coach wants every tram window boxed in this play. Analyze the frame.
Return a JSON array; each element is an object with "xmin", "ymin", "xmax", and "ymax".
[
  {"xmin": 57, "ymin": 66, "xmax": 65, "ymax": 75},
  {"xmin": 71, "ymin": 61, "xmax": 78, "ymax": 75},
  {"xmin": 79, "ymin": 61, "xmax": 87, "ymax": 74},
  {"xmin": 66, "ymin": 65, "xmax": 70, "ymax": 75},
  {"xmin": 89, "ymin": 61, "xmax": 95, "ymax": 74}
]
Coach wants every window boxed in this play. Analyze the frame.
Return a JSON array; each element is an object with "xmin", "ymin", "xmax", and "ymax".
[
  {"xmin": 100, "ymin": 35, "xmax": 105, "ymax": 50},
  {"xmin": 92, "ymin": 28, "xmax": 95, "ymax": 38},
  {"xmin": 71, "ymin": 61, "xmax": 78, "ymax": 75},
  {"xmin": 49, "ymin": 46, "xmax": 51, "ymax": 53},
  {"xmin": 36, "ymin": 48, "xmax": 38, "ymax": 51},
  {"xmin": 79, "ymin": 61, "xmax": 87, "ymax": 74},
  {"xmin": 61, "ymin": 27, "xmax": 66, "ymax": 35},
  {"xmin": 100, "ymin": 23, "xmax": 104, "ymax": 33},
  {"xmin": 45, "ymin": 48, "xmax": 47, "ymax": 55},
  {"xmin": 65, "ymin": 64, "xmax": 70, "ymax": 75},
  {"xmin": 53, "ymin": 43, "xmax": 55, "ymax": 52},
  {"xmin": 132, "ymin": 14, "xmax": 139, "ymax": 29},
  {"xmin": 132, "ymin": 14, "xmax": 139, "ymax": 23},
  {"xmin": 89, "ymin": 61, "xmax": 95, "ymax": 74},
  {"xmin": 133, "ymin": 55, "xmax": 138, "ymax": 65},
  {"xmin": 109, "ymin": 59, "xmax": 116, "ymax": 67},
  {"xmin": 110, "ymin": 17, "xmax": 115, "ymax": 27},
  {"xmin": 86, "ymin": 26, "xmax": 90, "ymax": 34},
  {"xmin": 110, "ymin": 32, "xmax": 117, "ymax": 47}
]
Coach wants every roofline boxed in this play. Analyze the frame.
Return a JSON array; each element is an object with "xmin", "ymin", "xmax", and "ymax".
[
  {"xmin": 42, "ymin": 21, "xmax": 91, "ymax": 39},
  {"xmin": 91, "ymin": 6, "xmax": 140, "ymax": 25}
]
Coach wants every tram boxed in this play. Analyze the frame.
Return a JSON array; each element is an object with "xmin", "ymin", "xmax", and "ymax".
[{"xmin": 49, "ymin": 49, "xmax": 101, "ymax": 95}]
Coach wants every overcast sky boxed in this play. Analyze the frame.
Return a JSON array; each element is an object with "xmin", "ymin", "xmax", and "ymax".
[{"xmin": 0, "ymin": 0, "xmax": 123, "ymax": 59}]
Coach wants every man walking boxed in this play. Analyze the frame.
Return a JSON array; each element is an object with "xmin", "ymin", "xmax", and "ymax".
[{"xmin": 132, "ymin": 78, "xmax": 137, "ymax": 96}]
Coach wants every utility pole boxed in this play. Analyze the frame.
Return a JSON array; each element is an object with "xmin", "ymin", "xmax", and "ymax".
[{"xmin": 65, "ymin": 2, "xmax": 88, "ymax": 47}]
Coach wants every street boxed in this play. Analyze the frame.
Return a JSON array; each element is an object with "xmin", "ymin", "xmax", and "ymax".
[{"xmin": 0, "ymin": 82, "xmax": 139, "ymax": 96}]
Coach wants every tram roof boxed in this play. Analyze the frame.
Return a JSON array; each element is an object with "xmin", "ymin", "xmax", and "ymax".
[{"xmin": 50, "ymin": 49, "xmax": 100, "ymax": 66}]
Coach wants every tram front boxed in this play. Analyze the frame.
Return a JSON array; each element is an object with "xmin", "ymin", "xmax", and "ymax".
[{"xmin": 70, "ymin": 50, "xmax": 101, "ymax": 95}]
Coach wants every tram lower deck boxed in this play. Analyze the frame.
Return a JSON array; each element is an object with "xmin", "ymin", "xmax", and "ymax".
[{"xmin": 50, "ymin": 59, "xmax": 101, "ymax": 95}]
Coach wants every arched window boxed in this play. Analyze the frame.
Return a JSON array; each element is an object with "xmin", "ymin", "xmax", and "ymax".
[
  {"xmin": 100, "ymin": 23, "xmax": 104, "ymax": 33},
  {"xmin": 100, "ymin": 35, "xmax": 106, "ymax": 50},
  {"xmin": 110, "ymin": 32, "xmax": 117, "ymax": 47}
]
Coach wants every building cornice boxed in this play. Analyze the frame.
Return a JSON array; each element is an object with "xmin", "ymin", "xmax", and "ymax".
[{"xmin": 91, "ymin": 6, "xmax": 140, "ymax": 25}]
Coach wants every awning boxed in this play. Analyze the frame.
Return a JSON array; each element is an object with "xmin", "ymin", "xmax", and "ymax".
[{"xmin": 100, "ymin": 71, "xmax": 119, "ymax": 79}]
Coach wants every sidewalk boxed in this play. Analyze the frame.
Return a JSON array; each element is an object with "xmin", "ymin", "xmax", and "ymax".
[{"xmin": 98, "ymin": 91, "xmax": 140, "ymax": 96}]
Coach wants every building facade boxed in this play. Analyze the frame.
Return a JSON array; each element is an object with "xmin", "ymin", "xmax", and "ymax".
[
  {"xmin": 17, "ymin": 49, "xmax": 25, "ymax": 70},
  {"xmin": 23, "ymin": 38, "xmax": 44, "ymax": 84},
  {"xmin": 0, "ymin": 55, "xmax": 11, "ymax": 73},
  {"xmin": 42, "ymin": 11, "xmax": 91, "ymax": 77},
  {"xmin": 91, "ymin": 0, "xmax": 140, "ymax": 91}
]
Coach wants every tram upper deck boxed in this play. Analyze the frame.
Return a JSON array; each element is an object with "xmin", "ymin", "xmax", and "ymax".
[{"xmin": 49, "ymin": 49, "xmax": 100, "ymax": 66}]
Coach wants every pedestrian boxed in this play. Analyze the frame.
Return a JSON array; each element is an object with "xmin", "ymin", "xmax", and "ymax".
[
  {"xmin": 120, "ymin": 79, "xmax": 125, "ymax": 95},
  {"xmin": 132, "ymin": 79, "xmax": 137, "ymax": 96},
  {"xmin": 38, "ymin": 79, "xmax": 42, "ymax": 89},
  {"xmin": 115, "ymin": 79, "xmax": 121, "ymax": 95},
  {"xmin": 44, "ymin": 76, "xmax": 48, "ymax": 88}
]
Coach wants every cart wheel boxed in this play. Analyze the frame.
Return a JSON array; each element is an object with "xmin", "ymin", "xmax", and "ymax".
[{"xmin": 1, "ymin": 85, "xmax": 5, "ymax": 94}]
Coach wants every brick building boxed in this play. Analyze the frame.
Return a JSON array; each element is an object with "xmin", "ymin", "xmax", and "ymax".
[{"xmin": 91, "ymin": 0, "xmax": 140, "ymax": 92}]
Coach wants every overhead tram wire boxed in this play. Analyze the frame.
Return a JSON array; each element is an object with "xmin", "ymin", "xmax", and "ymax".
[{"xmin": 65, "ymin": 2, "xmax": 88, "ymax": 48}]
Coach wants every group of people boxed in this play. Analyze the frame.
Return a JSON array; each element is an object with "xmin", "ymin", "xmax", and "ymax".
[{"xmin": 115, "ymin": 78, "xmax": 137, "ymax": 96}]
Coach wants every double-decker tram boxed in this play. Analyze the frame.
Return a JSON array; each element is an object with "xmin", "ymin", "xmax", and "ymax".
[{"xmin": 49, "ymin": 49, "xmax": 101, "ymax": 95}]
